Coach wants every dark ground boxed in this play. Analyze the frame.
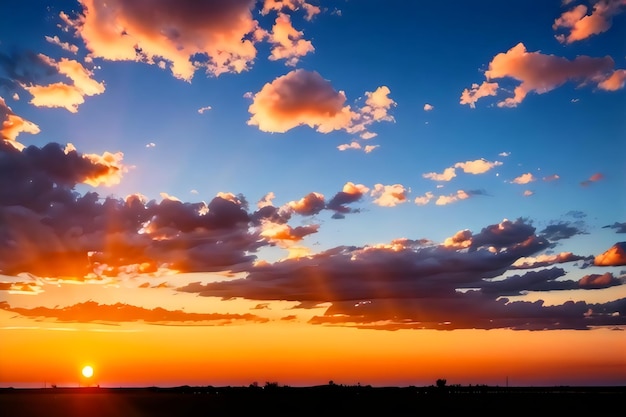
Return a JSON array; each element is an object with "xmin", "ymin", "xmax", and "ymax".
[{"xmin": 1, "ymin": 385, "xmax": 624, "ymax": 416}]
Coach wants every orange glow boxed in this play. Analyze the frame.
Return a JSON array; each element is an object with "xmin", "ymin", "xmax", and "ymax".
[{"xmin": 1, "ymin": 312, "xmax": 624, "ymax": 387}]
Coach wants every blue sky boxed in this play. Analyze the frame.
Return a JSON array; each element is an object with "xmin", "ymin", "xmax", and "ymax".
[{"xmin": 1, "ymin": 0, "xmax": 625, "ymax": 387}]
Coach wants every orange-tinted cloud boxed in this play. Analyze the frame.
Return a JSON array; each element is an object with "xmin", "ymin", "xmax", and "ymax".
[
  {"xmin": 65, "ymin": 0, "xmax": 260, "ymax": 80},
  {"xmin": 414, "ymin": 191, "xmax": 434, "ymax": 206},
  {"xmin": 594, "ymin": 242, "xmax": 626, "ymax": 266},
  {"xmin": 268, "ymin": 13, "xmax": 314, "ymax": 66},
  {"xmin": 598, "ymin": 69, "xmax": 626, "ymax": 90},
  {"xmin": 454, "ymin": 159, "xmax": 502, "ymax": 174},
  {"xmin": 463, "ymin": 43, "xmax": 624, "ymax": 107},
  {"xmin": 23, "ymin": 56, "xmax": 105, "ymax": 113},
  {"xmin": 435, "ymin": 190, "xmax": 471, "ymax": 206},
  {"xmin": 370, "ymin": 184, "xmax": 408, "ymax": 207},
  {"xmin": 512, "ymin": 252, "xmax": 586, "ymax": 269},
  {"xmin": 423, "ymin": 167, "xmax": 457, "ymax": 182},
  {"xmin": 512, "ymin": 173, "xmax": 535, "ymax": 184},
  {"xmin": 248, "ymin": 70, "xmax": 355, "ymax": 133},
  {"xmin": 247, "ymin": 70, "xmax": 395, "ymax": 140},
  {"xmin": 554, "ymin": 0, "xmax": 626, "ymax": 43},
  {"xmin": 460, "ymin": 81, "xmax": 498, "ymax": 108},
  {"xmin": 0, "ymin": 300, "xmax": 269, "ymax": 325},
  {"xmin": 0, "ymin": 97, "xmax": 40, "ymax": 145},
  {"xmin": 423, "ymin": 103, "xmax": 434, "ymax": 111}
]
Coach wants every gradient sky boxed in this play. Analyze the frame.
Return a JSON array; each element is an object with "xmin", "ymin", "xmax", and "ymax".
[{"xmin": 1, "ymin": 0, "xmax": 625, "ymax": 388}]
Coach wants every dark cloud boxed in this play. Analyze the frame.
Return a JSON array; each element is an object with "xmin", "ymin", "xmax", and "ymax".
[
  {"xmin": 0, "ymin": 300, "xmax": 268, "ymax": 325},
  {"xmin": 603, "ymin": 222, "xmax": 626, "ymax": 234},
  {"xmin": 0, "ymin": 50, "xmax": 57, "ymax": 91},
  {"xmin": 540, "ymin": 222, "xmax": 585, "ymax": 241},
  {"xmin": 309, "ymin": 296, "xmax": 626, "ymax": 331},
  {"xmin": 470, "ymin": 218, "xmax": 536, "ymax": 250},
  {"xmin": 477, "ymin": 267, "xmax": 573, "ymax": 296},
  {"xmin": 178, "ymin": 220, "xmax": 550, "ymax": 303}
]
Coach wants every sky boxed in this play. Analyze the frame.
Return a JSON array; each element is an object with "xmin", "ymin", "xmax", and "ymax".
[{"xmin": 0, "ymin": 0, "xmax": 625, "ymax": 388}]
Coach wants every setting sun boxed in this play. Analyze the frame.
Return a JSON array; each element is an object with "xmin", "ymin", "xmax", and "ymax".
[{"xmin": 81, "ymin": 366, "xmax": 94, "ymax": 379}]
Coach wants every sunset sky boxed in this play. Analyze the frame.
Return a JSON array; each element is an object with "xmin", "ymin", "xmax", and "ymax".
[{"xmin": 1, "ymin": 0, "xmax": 625, "ymax": 388}]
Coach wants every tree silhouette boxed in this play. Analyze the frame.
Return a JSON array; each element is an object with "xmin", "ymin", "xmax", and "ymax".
[{"xmin": 436, "ymin": 379, "xmax": 447, "ymax": 388}]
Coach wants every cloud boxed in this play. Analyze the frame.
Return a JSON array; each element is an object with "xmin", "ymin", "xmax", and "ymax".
[
  {"xmin": 512, "ymin": 252, "xmax": 587, "ymax": 269},
  {"xmin": 22, "ymin": 56, "xmax": 105, "ymax": 113},
  {"xmin": 462, "ymin": 43, "xmax": 624, "ymax": 108},
  {"xmin": 442, "ymin": 190, "xmax": 488, "ymax": 206},
  {"xmin": 594, "ymin": 242, "xmax": 626, "ymax": 266},
  {"xmin": 423, "ymin": 167, "xmax": 457, "ymax": 182},
  {"xmin": 543, "ymin": 174, "xmax": 560, "ymax": 181},
  {"xmin": 287, "ymin": 192, "xmax": 325, "ymax": 216},
  {"xmin": 598, "ymin": 69, "xmax": 626, "ymax": 90},
  {"xmin": 499, "ymin": 151, "xmax": 511, "ymax": 157},
  {"xmin": 267, "ymin": 13, "xmax": 314, "ymax": 66},
  {"xmin": 454, "ymin": 158, "xmax": 502, "ymax": 174},
  {"xmin": 578, "ymin": 272, "xmax": 622, "ymax": 289},
  {"xmin": 327, "ymin": 182, "xmax": 369, "ymax": 214},
  {"xmin": 45, "ymin": 35, "xmax": 79, "ymax": 54},
  {"xmin": 175, "ymin": 218, "xmax": 626, "ymax": 330},
  {"xmin": 0, "ymin": 97, "xmax": 40, "ymax": 144},
  {"xmin": 337, "ymin": 141, "xmax": 379, "ymax": 153},
  {"xmin": 370, "ymin": 184, "xmax": 408, "ymax": 207},
  {"xmin": 65, "ymin": 0, "xmax": 261, "ymax": 80},
  {"xmin": 460, "ymin": 81, "xmax": 498, "ymax": 108},
  {"xmin": 553, "ymin": 0, "xmax": 626, "ymax": 44},
  {"xmin": 414, "ymin": 191, "xmax": 435, "ymax": 206},
  {"xmin": 580, "ymin": 172, "xmax": 604, "ymax": 186},
  {"xmin": 247, "ymin": 70, "xmax": 355, "ymax": 133},
  {"xmin": 197, "ymin": 105, "xmax": 212, "ymax": 114},
  {"xmin": 523, "ymin": 190, "xmax": 534, "ymax": 197},
  {"xmin": 423, "ymin": 103, "xmax": 434, "ymax": 111},
  {"xmin": 539, "ymin": 222, "xmax": 585, "ymax": 241},
  {"xmin": 0, "ymin": 300, "xmax": 268, "ymax": 325},
  {"xmin": 146, "ymin": 142, "xmax": 156, "ymax": 148},
  {"xmin": 247, "ymin": 70, "xmax": 395, "ymax": 140},
  {"xmin": 262, "ymin": 0, "xmax": 321, "ymax": 21},
  {"xmin": 511, "ymin": 173, "xmax": 535, "ymax": 184},
  {"xmin": 603, "ymin": 222, "xmax": 626, "ymax": 233}
]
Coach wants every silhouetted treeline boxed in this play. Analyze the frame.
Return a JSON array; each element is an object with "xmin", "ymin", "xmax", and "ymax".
[{"xmin": 1, "ymin": 384, "xmax": 624, "ymax": 417}]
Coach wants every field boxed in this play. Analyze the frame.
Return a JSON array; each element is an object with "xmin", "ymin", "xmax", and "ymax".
[{"xmin": 1, "ymin": 385, "xmax": 624, "ymax": 416}]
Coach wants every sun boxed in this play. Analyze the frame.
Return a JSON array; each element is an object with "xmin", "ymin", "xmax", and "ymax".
[{"xmin": 81, "ymin": 365, "xmax": 94, "ymax": 378}]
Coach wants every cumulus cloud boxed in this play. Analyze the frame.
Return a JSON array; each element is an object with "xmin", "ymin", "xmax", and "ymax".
[
  {"xmin": 423, "ymin": 103, "xmax": 434, "ymax": 111},
  {"xmin": 247, "ymin": 70, "xmax": 395, "ymax": 140},
  {"xmin": 414, "ymin": 191, "xmax": 435, "ymax": 206},
  {"xmin": 0, "ymin": 97, "xmax": 40, "ymax": 145},
  {"xmin": 511, "ymin": 173, "xmax": 535, "ymax": 184},
  {"xmin": 461, "ymin": 43, "xmax": 625, "ymax": 108},
  {"xmin": 197, "ymin": 105, "xmax": 212, "ymax": 114},
  {"xmin": 337, "ymin": 141, "xmax": 379, "ymax": 153},
  {"xmin": 177, "ymin": 218, "xmax": 626, "ymax": 330},
  {"xmin": 22, "ymin": 56, "xmax": 105, "ymax": 113},
  {"xmin": 423, "ymin": 167, "xmax": 456, "ymax": 182},
  {"xmin": 261, "ymin": 0, "xmax": 321, "ymax": 21},
  {"xmin": 578, "ymin": 272, "xmax": 622, "ymax": 289},
  {"xmin": 327, "ymin": 182, "xmax": 369, "ymax": 214},
  {"xmin": 423, "ymin": 159, "xmax": 501, "ymax": 182},
  {"xmin": 64, "ymin": 0, "xmax": 261, "ymax": 80},
  {"xmin": 553, "ymin": 0, "xmax": 626, "ymax": 44},
  {"xmin": 454, "ymin": 158, "xmax": 502, "ymax": 174},
  {"xmin": 435, "ymin": 190, "xmax": 472, "ymax": 206},
  {"xmin": 370, "ymin": 184, "xmax": 408, "ymax": 207},
  {"xmin": 460, "ymin": 81, "xmax": 498, "ymax": 108},
  {"xmin": 594, "ymin": 242, "xmax": 626, "ymax": 266},
  {"xmin": 267, "ymin": 13, "xmax": 314, "ymax": 66}
]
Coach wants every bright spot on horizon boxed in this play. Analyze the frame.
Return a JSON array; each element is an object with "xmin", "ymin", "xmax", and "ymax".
[{"xmin": 82, "ymin": 365, "xmax": 94, "ymax": 378}]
